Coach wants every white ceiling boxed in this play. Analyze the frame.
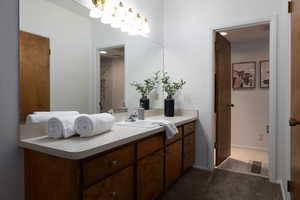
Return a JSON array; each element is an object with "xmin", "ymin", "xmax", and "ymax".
[{"xmin": 221, "ymin": 24, "xmax": 270, "ymax": 43}]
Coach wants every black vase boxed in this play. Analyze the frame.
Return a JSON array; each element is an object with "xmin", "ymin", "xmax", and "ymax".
[
  {"xmin": 140, "ymin": 97, "xmax": 150, "ymax": 110},
  {"xmin": 164, "ymin": 98, "xmax": 175, "ymax": 117}
]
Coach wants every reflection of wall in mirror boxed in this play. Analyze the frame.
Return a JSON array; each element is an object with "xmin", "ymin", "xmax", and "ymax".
[{"xmin": 20, "ymin": 0, "xmax": 92, "ymax": 114}]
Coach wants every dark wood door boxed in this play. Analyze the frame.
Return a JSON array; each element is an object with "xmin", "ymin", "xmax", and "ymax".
[
  {"xmin": 83, "ymin": 166, "xmax": 134, "ymax": 200},
  {"xmin": 291, "ymin": 0, "xmax": 300, "ymax": 198},
  {"xmin": 137, "ymin": 150, "xmax": 164, "ymax": 200},
  {"xmin": 19, "ymin": 31, "xmax": 50, "ymax": 123},
  {"xmin": 165, "ymin": 140, "xmax": 182, "ymax": 188},
  {"xmin": 215, "ymin": 33, "xmax": 232, "ymax": 166}
]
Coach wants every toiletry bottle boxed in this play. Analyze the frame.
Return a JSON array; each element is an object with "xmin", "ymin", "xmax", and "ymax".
[{"xmin": 137, "ymin": 107, "xmax": 145, "ymax": 120}]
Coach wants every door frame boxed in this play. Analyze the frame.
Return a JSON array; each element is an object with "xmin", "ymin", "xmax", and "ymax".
[{"xmin": 209, "ymin": 15, "xmax": 278, "ymax": 182}]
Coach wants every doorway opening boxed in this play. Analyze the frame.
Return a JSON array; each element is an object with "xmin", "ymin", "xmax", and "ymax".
[
  {"xmin": 214, "ymin": 23, "xmax": 271, "ymax": 178},
  {"xmin": 98, "ymin": 46, "xmax": 125, "ymax": 113}
]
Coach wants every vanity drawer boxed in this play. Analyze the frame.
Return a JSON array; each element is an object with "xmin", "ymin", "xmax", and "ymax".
[
  {"xmin": 166, "ymin": 126, "xmax": 183, "ymax": 145},
  {"xmin": 83, "ymin": 144, "xmax": 134, "ymax": 186},
  {"xmin": 183, "ymin": 122, "xmax": 196, "ymax": 136},
  {"xmin": 83, "ymin": 166, "xmax": 134, "ymax": 200},
  {"xmin": 137, "ymin": 133, "xmax": 164, "ymax": 159}
]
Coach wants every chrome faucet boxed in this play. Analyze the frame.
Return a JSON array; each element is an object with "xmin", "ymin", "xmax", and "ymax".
[{"xmin": 127, "ymin": 113, "xmax": 138, "ymax": 122}]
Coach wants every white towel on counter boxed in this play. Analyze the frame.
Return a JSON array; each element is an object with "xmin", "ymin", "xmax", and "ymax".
[
  {"xmin": 26, "ymin": 111, "xmax": 80, "ymax": 124},
  {"xmin": 33, "ymin": 111, "xmax": 79, "ymax": 115},
  {"xmin": 148, "ymin": 120, "xmax": 178, "ymax": 139},
  {"xmin": 75, "ymin": 113, "xmax": 115, "ymax": 137},
  {"xmin": 47, "ymin": 116, "xmax": 78, "ymax": 139}
]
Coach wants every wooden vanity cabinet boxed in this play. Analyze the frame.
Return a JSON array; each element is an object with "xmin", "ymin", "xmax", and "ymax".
[
  {"xmin": 165, "ymin": 140, "xmax": 182, "ymax": 188},
  {"xmin": 183, "ymin": 122, "xmax": 196, "ymax": 171},
  {"xmin": 137, "ymin": 150, "xmax": 164, "ymax": 200},
  {"xmin": 24, "ymin": 121, "xmax": 196, "ymax": 200},
  {"xmin": 83, "ymin": 166, "xmax": 134, "ymax": 200}
]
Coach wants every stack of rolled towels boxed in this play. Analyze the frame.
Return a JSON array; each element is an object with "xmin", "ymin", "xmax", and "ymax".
[{"xmin": 26, "ymin": 111, "xmax": 115, "ymax": 139}]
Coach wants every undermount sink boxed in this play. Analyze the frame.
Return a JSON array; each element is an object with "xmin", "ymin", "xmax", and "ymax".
[{"xmin": 115, "ymin": 120, "xmax": 161, "ymax": 128}]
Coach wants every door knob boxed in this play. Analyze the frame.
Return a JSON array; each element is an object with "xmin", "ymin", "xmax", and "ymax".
[
  {"xmin": 228, "ymin": 104, "xmax": 234, "ymax": 108},
  {"xmin": 289, "ymin": 118, "xmax": 300, "ymax": 126}
]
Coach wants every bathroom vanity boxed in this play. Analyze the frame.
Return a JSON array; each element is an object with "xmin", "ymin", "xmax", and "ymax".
[
  {"xmin": 18, "ymin": 0, "xmax": 196, "ymax": 199},
  {"xmin": 20, "ymin": 113, "xmax": 197, "ymax": 200}
]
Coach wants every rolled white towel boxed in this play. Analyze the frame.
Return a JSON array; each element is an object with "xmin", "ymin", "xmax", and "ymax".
[
  {"xmin": 75, "ymin": 113, "xmax": 115, "ymax": 137},
  {"xmin": 26, "ymin": 111, "xmax": 80, "ymax": 124},
  {"xmin": 48, "ymin": 116, "xmax": 77, "ymax": 139},
  {"xmin": 33, "ymin": 111, "xmax": 79, "ymax": 115}
]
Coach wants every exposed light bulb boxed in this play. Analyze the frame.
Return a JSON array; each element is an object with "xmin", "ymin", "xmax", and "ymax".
[
  {"xmin": 115, "ymin": 2, "xmax": 126, "ymax": 21},
  {"xmin": 121, "ymin": 21, "xmax": 130, "ymax": 32},
  {"xmin": 101, "ymin": 9, "xmax": 115, "ymax": 24},
  {"xmin": 111, "ymin": 15, "xmax": 122, "ymax": 28},
  {"xmin": 120, "ymin": 8, "xmax": 133, "ymax": 32},
  {"xmin": 90, "ymin": 0, "xmax": 150, "ymax": 37},
  {"xmin": 140, "ymin": 18, "xmax": 150, "ymax": 35},
  {"xmin": 128, "ymin": 14, "xmax": 141, "ymax": 36},
  {"xmin": 89, "ymin": 7, "xmax": 102, "ymax": 19}
]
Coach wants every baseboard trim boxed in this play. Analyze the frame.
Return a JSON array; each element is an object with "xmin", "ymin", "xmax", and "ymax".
[
  {"xmin": 193, "ymin": 164, "xmax": 212, "ymax": 172},
  {"xmin": 231, "ymin": 144, "xmax": 268, "ymax": 152},
  {"xmin": 276, "ymin": 180, "xmax": 287, "ymax": 200}
]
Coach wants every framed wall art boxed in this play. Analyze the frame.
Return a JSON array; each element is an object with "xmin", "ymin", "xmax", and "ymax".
[
  {"xmin": 260, "ymin": 60, "xmax": 270, "ymax": 88},
  {"xmin": 232, "ymin": 62, "xmax": 256, "ymax": 89}
]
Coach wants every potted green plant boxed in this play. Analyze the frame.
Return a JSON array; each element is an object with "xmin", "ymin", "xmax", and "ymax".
[
  {"xmin": 161, "ymin": 72, "xmax": 186, "ymax": 117},
  {"xmin": 130, "ymin": 71, "xmax": 160, "ymax": 110}
]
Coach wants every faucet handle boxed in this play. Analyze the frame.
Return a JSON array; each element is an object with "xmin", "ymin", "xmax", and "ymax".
[{"xmin": 127, "ymin": 112, "xmax": 137, "ymax": 122}]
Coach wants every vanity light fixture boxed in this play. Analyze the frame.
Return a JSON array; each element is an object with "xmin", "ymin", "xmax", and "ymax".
[
  {"xmin": 90, "ymin": 0, "xmax": 150, "ymax": 36},
  {"xmin": 220, "ymin": 32, "xmax": 228, "ymax": 36},
  {"xmin": 100, "ymin": 50, "xmax": 107, "ymax": 54}
]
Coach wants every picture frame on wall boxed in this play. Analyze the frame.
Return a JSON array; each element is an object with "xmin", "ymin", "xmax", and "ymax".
[
  {"xmin": 232, "ymin": 61, "xmax": 256, "ymax": 89},
  {"xmin": 260, "ymin": 60, "xmax": 270, "ymax": 89}
]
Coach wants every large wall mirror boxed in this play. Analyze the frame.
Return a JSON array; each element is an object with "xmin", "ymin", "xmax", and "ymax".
[{"xmin": 19, "ymin": 0, "xmax": 164, "ymax": 126}]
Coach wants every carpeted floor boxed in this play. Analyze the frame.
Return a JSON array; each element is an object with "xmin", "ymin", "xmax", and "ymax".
[{"xmin": 159, "ymin": 168, "xmax": 283, "ymax": 200}]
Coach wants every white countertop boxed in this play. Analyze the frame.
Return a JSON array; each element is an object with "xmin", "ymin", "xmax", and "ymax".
[{"xmin": 19, "ymin": 113, "xmax": 198, "ymax": 160}]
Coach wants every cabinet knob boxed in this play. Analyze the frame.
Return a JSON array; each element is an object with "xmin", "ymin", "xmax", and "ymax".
[
  {"xmin": 110, "ymin": 192, "xmax": 117, "ymax": 198},
  {"xmin": 111, "ymin": 160, "xmax": 119, "ymax": 166}
]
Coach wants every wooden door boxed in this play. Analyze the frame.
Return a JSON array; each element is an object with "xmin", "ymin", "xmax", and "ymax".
[
  {"xmin": 19, "ymin": 31, "xmax": 50, "ymax": 123},
  {"xmin": 137, "ymin": 150, "xmax": 164, "ymax": 200},
  {"xmin": 290, "ymin": 0, "xmax": 300, "ymax": 198},
  {"xmin": 215, "ymin": 33, "xmax": 232, "ymax": 166},
  {"xmin": 165, "ymin": 140, "xmax": 182, "ymax": 188},
  {"xmin": 83, "ymin": 166, "xmax": 134, "ymax": 200}
]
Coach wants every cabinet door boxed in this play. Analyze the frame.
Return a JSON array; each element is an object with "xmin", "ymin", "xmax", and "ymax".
[
  {"xmin": 83, "ymin": 166, "xmax": 134, "ymax": 200},
  {"xmin": 165, "ymin": 140, "xmax": 182, "ymax": 188},
  {"xmin": 137, "ymin": 150, "xmax": 164, "ymax": 200},
  {"xmin": 183, "ymin": 133, "xmax": 195, "ymax": 171}
]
